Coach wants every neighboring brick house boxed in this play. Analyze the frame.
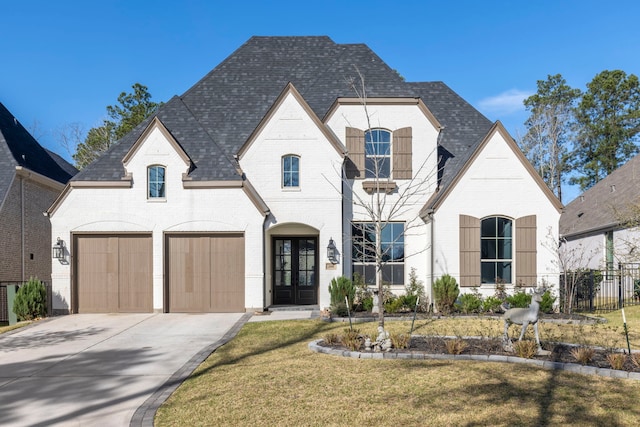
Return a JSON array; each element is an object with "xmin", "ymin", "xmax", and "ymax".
[
  {"xmin": 48, "ymin": 36, "xmax": 561, "ymax": 314},
  {"xmin": 0, "ymin": 102, "xmax": 77, "ymax": 285}
]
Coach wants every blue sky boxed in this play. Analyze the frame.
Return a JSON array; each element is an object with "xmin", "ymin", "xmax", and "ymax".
[{"xmin": 2, "ymin": 0, "xmax": 639, "ymax": 203}]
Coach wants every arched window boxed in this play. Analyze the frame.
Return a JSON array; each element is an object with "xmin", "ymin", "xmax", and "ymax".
[
  {"xmin": 365, "ymin": 129, "xmax": 391, "ymax": 179},
  {"xmin": 148, "ymin": 165, "xmax": 166, "ymax": 198},
  {"xmin": 481, "ymin": 216, "xmax": 512, "ymax": 284},
  {"xmin": 282, "ymin": 155, "xmax": 300, "ymax": 188}
]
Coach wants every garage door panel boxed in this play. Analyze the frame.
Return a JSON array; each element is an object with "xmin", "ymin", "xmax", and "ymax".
[
  {"xmin": 75, "ymin": 235, "xmax": 152, "ymax": 313},
  {"xmin": 168, "ymin": 234, "xmax": 244, "ymax": 313}
]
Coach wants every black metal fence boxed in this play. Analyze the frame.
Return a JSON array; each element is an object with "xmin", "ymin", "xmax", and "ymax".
[
  {"xmin": 0, "ymin": 281, "xmax": 52, "ymax": 323},
  {"xmin": 561, "ymin": 264, "xmax": 640, "ymax": 313}
]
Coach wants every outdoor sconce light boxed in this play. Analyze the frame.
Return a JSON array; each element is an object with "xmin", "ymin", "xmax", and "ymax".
[
  {"xmin": 52, "ymin": 237, "xmax": 65, "ymax": 260},
  {"xmin": 327, "ymin": 238, "xmax": 339, "ymax": 264}
]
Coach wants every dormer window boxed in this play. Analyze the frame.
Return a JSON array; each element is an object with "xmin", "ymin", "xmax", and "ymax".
[
  {"xmin": 148, "ymin": 165, "xmax": 166, "ymax": 199},
  {"xmin": 365, "ymin": 129, "xmax": 391, "ymax": 179},
  {"xmin": 282, "ymin": 155, "xmax": 300, "ymax": 188}
]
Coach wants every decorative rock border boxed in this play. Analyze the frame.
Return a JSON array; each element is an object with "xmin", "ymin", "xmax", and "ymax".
[{"xmin": 308, "ymin": 339, "xmax": 640, "ymax": 381}]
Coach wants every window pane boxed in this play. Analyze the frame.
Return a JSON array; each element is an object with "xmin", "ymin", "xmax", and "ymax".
[
  {"xmin": 481, "ymin": 218, "xmax": 496, "ymax": 237},
  {"xmin": 481, "ymin": 240, "xmax": 496, "ymax": 259},
  {"xmin": 498, "ymin": 238, "xmax": 512, "ymax": 259},
  {"xmin": 496, "ymin": 262, "xmax": 512, "ymax": 283},
  {"xmin": 481, "ymin": 262, "xmax": 495, "ymax": 284},
  {"xmin": 498, "ymin": 217, "xmax": 512, "ymax": 237}
]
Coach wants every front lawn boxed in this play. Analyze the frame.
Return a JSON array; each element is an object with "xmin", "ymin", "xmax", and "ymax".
[{"xmin": 156, "ymin": 307, "xmax": 640, "ymax": 426}]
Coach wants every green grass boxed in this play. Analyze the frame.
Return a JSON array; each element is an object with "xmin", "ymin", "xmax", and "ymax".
[{"xmin": 156, "ymin": 306, "xmax": 640, "ymax": 426}]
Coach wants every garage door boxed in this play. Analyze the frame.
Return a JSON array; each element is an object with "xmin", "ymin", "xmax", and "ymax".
[
  {"xmin": 166, "ymin": 234, "xmax": 245, "ymax": 313},
  {"xmin": 75, "ymin": 235, "xmax": 153, "ymax": 313}
]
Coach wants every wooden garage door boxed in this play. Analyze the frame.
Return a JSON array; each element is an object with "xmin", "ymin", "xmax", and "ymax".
[
  {"xmin": 167, "ymin": 234, "xmax": 245, "ymax": 313},
  {"xmin": 75, "ymin": 235, "xmax": 153, "ymax": 313}
]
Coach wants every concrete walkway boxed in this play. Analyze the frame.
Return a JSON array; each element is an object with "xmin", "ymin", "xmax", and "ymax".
[{"xmin": 0, "ymin": 313, "xmax": 247, "ymax": 426}]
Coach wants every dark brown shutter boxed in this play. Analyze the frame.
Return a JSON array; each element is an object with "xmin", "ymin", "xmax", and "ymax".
[
  {"xmin": 345, "ymin": 127, "xmax": 365, "ymax": 179},
  {"xmin": 516, "ymin": 215, "xmax": 537, "ymax": 286},
  {"xmin": 459, "ymin": 215, "xmax": 480, "ymax": 287},
  {"xmin": 393, "ymin": 127, "xmax": 412, "ymax": 179}
]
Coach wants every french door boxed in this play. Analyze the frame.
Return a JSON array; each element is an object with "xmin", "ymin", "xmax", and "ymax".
[{"xmin": 273, "ymin": 237, "xmax": 317, "ymax": 305}]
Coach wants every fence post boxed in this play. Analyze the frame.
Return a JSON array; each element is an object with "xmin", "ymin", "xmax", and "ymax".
[
  {"xmin": 619, "ymin": 263, "xmax": 623, "ymax": 309},
  {"xmin": 589, "ymin": 270, "xmax": 594, "ymax": 312}
]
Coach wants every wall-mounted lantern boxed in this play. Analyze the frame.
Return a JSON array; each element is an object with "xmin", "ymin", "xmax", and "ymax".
[
  {"xmin": 327, "ymin": 238, "xmax": 339, "ymax": 264},
  {"xmin": 52, "ymin": 237, "xmax": 65, "ymax": 260}
]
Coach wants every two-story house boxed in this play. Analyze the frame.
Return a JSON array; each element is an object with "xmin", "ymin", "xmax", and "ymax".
[{"xmin": 48, "ymin": 36, "xmax": 562, "ymax": 314}]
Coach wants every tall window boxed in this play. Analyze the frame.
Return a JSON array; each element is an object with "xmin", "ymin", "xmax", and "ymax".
[
  {"xmin": 352, "ymin": 222, "xmax": 404, "ymax": 285},
  {"xmin": 282, "ymin": 155, "xmax": 300, "ymax": 188},
  {"xmin": 481, "ymin": 216, "xmax": 512, "ymax": 284},
  {"xmin": 365, "ymin": 129, "xmax": 391, "ymax": 179},
  {"xmin": 148, "ymin": 165, "xmax": 166, "ymax": 199}
]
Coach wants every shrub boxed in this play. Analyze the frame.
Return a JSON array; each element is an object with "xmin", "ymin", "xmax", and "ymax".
[
  {"xmin": 405, "ymin": 268, "xmax": 428, "ymax": 312},
  {"xmin": 482, "ymin": 296, "xmax": 503, "ymax": 313},
  {"xmin": 631, "ymin": 353, "xmax": 640, "ymax": 369},
  {"xmin": 445, "ymin": 338, "xmax": 467, "ymax": 355},
  {"xmin": 456, "ymin": 291, "xmax": 482, "ymax": 314},
  {"xmin": 390, "ymin": 333, "xmax": 410, "ymax": 349},
  {"xmin": 330, "ymin": 302, "xmax": 349, "ymax": 317},
  {"xmin": 433, "ymin": 274, "xmax": 459, "ymax": 314},
  {"xmin": 606, "ymin": 353, "xmax": 627, "ymax": 370},
  {"xmin": 13, "ymin": 277, "xmax": 47, "ymax": 321},
  {"xmin": 341, "ymin": 328, "xmax": 362, "ymax": 351},
  {"xmin": 323, "ymin": 332, "xmax": 340, "ymax": 345},
  {"xmin": 384, "ymin": 296, "xmax": 405, "ymax": 313},
  {"xmin": 539, "ymin": 290, "xmax": 556, "ymax": 314},
  {"xmin": 570, "ymin": 346, "xmax": 595, "ymax": 365},
  {"xmin": 329, "ymin": 276, "xmax": 355, "ymax": 310},
  {"xmin": 353, "ymin": 273, "xmax": 372, "ymax": 311},
  {"xmin": 506, "ymin": 291, "xmax": 531, "ymax": 308},
  {"xmin": 513, "ymin": 340, "xmax": 538, "ymax": 359}
]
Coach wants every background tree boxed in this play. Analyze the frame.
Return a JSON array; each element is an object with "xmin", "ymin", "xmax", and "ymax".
[
  {"xmin": 571, "ymin": 70, "xmax": 640, "ymax": 191},
  {"xmin": 519, "ymin": 74, "xmax": 580, "ymax": 202},
  {"xmin": 71, "ymin": 83, "xmax": 160, "ymax": 169}
]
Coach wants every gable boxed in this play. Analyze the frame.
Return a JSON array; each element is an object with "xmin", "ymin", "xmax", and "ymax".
[{"xmin": 424, "ymin": 121, "xmax": 562, "ymax": 215}]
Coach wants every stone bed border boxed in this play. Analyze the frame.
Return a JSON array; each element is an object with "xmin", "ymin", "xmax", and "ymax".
[{"xmin": 308, "ymin": 339, "xmax": 640, "ymax": 381}]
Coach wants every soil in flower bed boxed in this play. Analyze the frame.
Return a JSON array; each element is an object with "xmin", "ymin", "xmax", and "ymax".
[{"xmin": 320, "ymin": 336, "xmax": 640, "ymax": 373}]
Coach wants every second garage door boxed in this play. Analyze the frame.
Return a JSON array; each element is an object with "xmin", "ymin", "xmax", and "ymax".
[
  {"xmin": 166, "ymin": 234, "xmax": 245, "ymax": 313},
  {"xmin": 75, "ymin": 235, "xmax": 153, "ymax": 313}
]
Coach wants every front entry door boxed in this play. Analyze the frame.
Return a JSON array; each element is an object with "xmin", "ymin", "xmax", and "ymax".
[{"xmin": 273, "ymin": 237, "xmax": 317, "ymax": 305}]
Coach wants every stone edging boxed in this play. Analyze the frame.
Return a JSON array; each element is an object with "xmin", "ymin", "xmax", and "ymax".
[{"xmin": 308, "ymin": 339, "xmax": 640, "ymax": 381}]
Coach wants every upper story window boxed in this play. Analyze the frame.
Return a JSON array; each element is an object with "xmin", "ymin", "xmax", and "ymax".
[
  {"xmin": 365, "ymin": 129, "xmax": 391, "ymax": 179},
  {"xmin": 148, "ymin": 165, "xmax": 166, "ymax": 199},
  {"xmin": 480, "ymin": 216, "xmax": 512, "ymax": 284},
  {"xmin": 282, "ymin": 155, "xmax": 300, "ymax": 188}
]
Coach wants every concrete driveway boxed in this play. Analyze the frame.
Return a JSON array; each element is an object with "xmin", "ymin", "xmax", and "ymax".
[{"xmin": 0, "ymin": 312, "xmax": 249, "ymax": 426}]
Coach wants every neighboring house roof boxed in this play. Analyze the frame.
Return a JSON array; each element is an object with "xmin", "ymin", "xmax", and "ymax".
[
  {"xmin": 70, "ymin": 36, "xmax": 514, "ymax": 196},
  {"xmin": 0, "ymin": 102, "xmax": 77, "ymax": 202},
  {"xmin": 560, "ymin": 153, "xmax": 640, "ymax": 238}
]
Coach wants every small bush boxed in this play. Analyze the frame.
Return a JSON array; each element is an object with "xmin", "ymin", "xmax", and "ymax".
[
  {"xmin": 456, "ymin": 291, "xmax": 482, "ymax": 314},
  {"xmin": 323, "ymin": 332, "xmax": 340, "ymax": 345},
  {"xmin": 384, "ymin": 296, "xmax": 405, "ymax": 313},
  {"xmin": 539, "ymin": 290, "xmax": 556, "ymax": 314},
  {"xmin": 433, "ymin": 274, "xmax": 459, "ymax": 314},
  {"xmin": 445, "ymin": 338, "xmax": 467, "ymax": 355},
  {"xmin": 405, "ymin": 268, "xmax": 428, "ymax": 312},
  {"xmin": 362, "ymin": 296, "xmax": 374, "ymax": 312},
  {"xmin": 330, "ymin": 302, "xmax": 349, "ymax": 317},
  {"xmin": 482, "ymin": 296, "xmax": 503, "ymax": 313},
  {"xmin": 353, "ymin": 273, "xmax": 372, "ymax": 311},
  {"xmin": 606, "ymin": 353, "xmax": 627, "ymax": 370},
  {"xmin": 631, "ymin": 353, "xmax": 640, "ymax": 369},
  {"xmin": 13, "ymin": 277, "xmax": 47, "ymax": 321},
  {"xmin": 513, "ymin": 340, "xmax": 538, "ymax": 359},
  {"xmin": 506, "ymin": 291, "xmax": 531, "ymax": 308},
  {"xmin": 329, "ymin": 276, "xmax": 355, "ymax": 311},
  {"xmin": 341, "ymin": 328, "xmax": 362, "ymax": 351},
  {"xmin": 570, "ymin": 346, "xmax": 595, "ymax": 365},
  {"xmin": 390, "ymin": 333, "xmax": 410, "ymax": 349}
]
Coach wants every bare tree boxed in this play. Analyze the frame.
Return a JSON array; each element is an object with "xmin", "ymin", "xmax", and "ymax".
[
  {"xmin": 55, "ymin": 122, "xmax": 86, "ymax": 161},
  {"xmin": 333, "ymin": 68, "xmax": 439, "ymax": 327},
  {"xmin": 545, "ymin": 228, "xmax": 596, "ymax": 313}
]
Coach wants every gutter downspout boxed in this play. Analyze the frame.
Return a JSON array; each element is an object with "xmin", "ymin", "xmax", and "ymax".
[
  {"xmin": 424, "ymin": 208, "xmax": 435, "ymax": 311},
  {"xmin": 262, "ymin": 212, "xmax": 271, "ymax": 311}
]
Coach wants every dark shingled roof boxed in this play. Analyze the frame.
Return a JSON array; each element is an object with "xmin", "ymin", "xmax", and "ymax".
[
  {"xmin": 560, "ymin": 153, "xmax": 640, "ymax": 238},
  {"xmin": 0, "ymin": 102, "xmax": 77, "ymax": 202},
  {"xmin": 73, "ymin": 36, "xmax": 494, "ymax": 192}
]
